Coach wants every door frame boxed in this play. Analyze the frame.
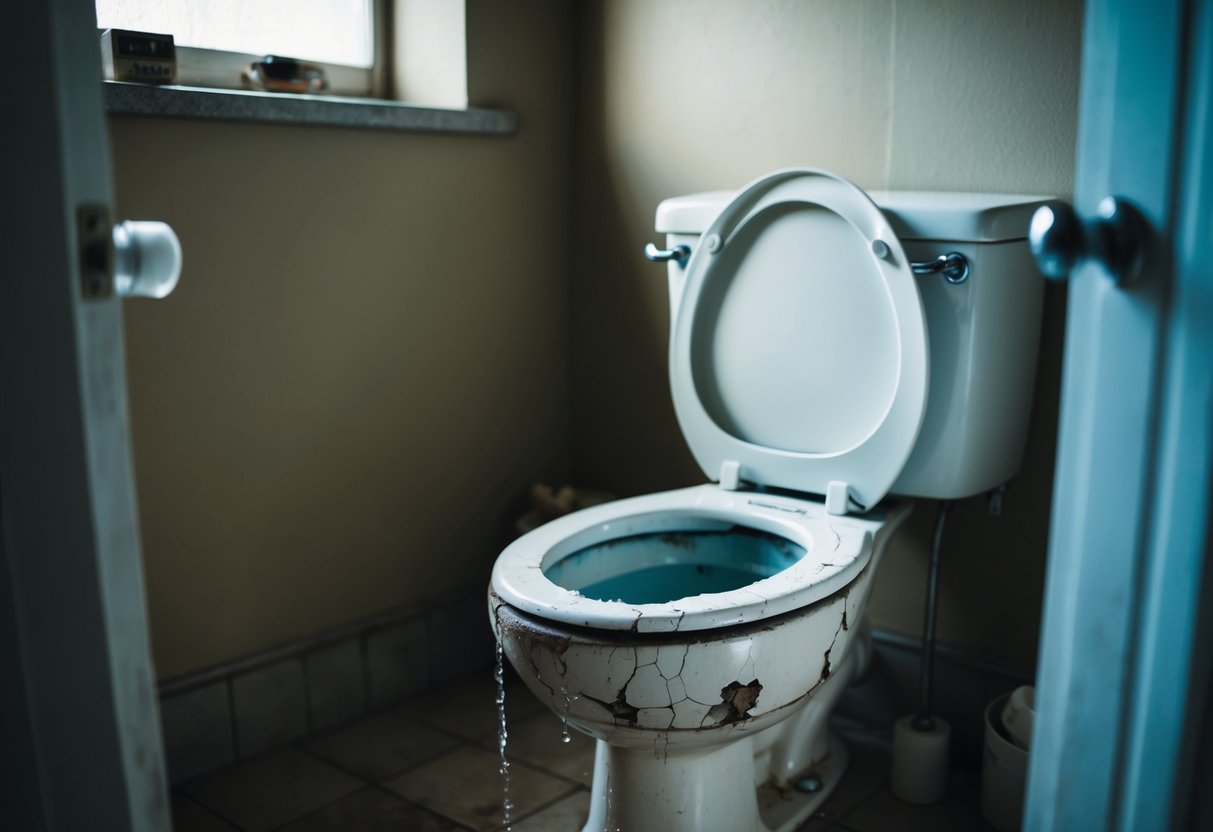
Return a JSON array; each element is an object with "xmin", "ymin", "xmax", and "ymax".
[
  {"xmin": 0, "ymin": 1, "xmax": 170, "ymax": 829},
  {"xmin": 1026, "ymin": 0, "xmax": 1213, "ymax": 828}
]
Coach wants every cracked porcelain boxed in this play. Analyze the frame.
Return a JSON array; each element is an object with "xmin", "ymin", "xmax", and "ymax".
[
  {"xmin": 489, "ymin": 488, "xmax": 911, "ymax": 832},
  {"xmin": 494, "ymin": 572, "xmax": 859, "ymax": 744},
  {"xmin": 492, "ymin": 485, "xmax": 876, "ymax": 634}
]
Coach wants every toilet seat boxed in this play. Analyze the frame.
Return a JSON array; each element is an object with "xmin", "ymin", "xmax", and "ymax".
[
  {"xmin": 670, "ymin": 168, "xmax": 929, "ymax": 512},
  {"xmin": 490, "ymin": 485, "xmax": 881, "ymax": 633},
  {"xmin": 493, "ymin": 171, "xmax": 926, "ymax": 631}
]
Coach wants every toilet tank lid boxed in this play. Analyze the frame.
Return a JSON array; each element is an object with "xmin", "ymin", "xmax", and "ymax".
[
  {"xmin": 656, "ymin": 188, "xmax": 1054, "ymax": 242},
  {"xmin": 654, "ymin": 190, "xmax": 733, "ymax": 235}
]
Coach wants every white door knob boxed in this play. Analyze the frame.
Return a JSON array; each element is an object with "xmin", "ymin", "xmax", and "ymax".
[{"xmin": 112, "ymin": 220, "xmax": 181, "ymax": 299}]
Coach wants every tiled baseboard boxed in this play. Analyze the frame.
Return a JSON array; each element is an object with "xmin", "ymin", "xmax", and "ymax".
[
  {"xmin": 157, "ymin": 589, "xmax": 1032, "ymax": 785},
  {"xmin": 158, "ymin": 587, "xmax": 494, "ymax": 784}
]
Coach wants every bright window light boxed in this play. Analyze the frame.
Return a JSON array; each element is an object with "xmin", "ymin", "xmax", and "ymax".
[{"xmin": 95, "ymin": 0, "xmax": 374, "ymax": 68}]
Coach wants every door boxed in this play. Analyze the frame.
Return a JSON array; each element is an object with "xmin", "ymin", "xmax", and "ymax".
[
  {"xmin": 1, "ymin": 1, "xmax": 171, "ymax": 829},
  {"xmin": 1026, "ymin": 0, "xmax": 1212, "ymax": 828}
]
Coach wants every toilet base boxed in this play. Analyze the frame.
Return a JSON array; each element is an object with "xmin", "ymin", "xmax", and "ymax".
[
  {"xmin": 580, "ymin": 732, "xmax": 849, "ymax": 832},
  {"xmin": 757, "ymin": 733, "xmax": 849, "ymax": 832}
]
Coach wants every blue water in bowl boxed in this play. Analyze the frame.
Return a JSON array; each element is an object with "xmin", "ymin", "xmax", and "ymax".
[
  {"xmin": 545, "ymin": 528, "xmax": 805, "ymax": 605},
  {"xmin": 578, "ymin": 563, "xmax": 770, "ymax": 605}
]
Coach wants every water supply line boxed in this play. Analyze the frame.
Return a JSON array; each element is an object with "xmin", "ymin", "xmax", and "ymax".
[
  {"xmin": 915, "ymin": 499, "xmax": 954, "ymax": 730},
  {"xmin": 890, "ymin": 498, "xmax": 956, "ymax": 804}
]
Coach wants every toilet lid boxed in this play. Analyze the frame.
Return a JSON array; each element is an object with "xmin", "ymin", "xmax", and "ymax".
[{"xmin": 669, "ymin": 168, "xmax": 929, "ymax": 511}]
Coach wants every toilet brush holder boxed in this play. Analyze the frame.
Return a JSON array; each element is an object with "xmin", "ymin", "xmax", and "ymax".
[{"xmin": 892, "ymin": 714, "xmax": 951, "ymax": 804}]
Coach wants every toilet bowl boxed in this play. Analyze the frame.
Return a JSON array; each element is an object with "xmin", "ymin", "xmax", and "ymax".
[
  {"xmin": 491, "ymin": 485, "xmax": 910, "ymax": 830},
  {"xmin": 490, "ymin": 169, "xmax": 1049, "ymax": 832}
]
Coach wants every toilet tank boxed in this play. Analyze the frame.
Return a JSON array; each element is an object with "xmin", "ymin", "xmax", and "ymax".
[{"xmin": 655, "ymin": 189, "xmax": 1050, "ymax": 501}]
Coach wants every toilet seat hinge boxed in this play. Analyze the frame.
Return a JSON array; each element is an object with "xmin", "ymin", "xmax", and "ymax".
[
  {"xmin": 825, "ymin": 481, "xmax": 850, "ymax": 515},
  {"xmin": 719, "ymin": 460, "xmax": 742, "ymax": 491}
]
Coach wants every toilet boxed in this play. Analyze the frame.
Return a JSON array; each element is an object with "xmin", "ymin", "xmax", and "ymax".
[{"xmin": 489, "ymin": 169, "xmax": 1048, "ymax": 832}]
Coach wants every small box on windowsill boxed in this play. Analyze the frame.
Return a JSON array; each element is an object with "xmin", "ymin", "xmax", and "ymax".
[{"xmin": 101, "ymin": 29, "xmax": 176, "ymax": 84}]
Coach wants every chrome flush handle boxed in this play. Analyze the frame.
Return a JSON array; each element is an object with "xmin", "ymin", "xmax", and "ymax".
[
  {"xmin": 643, "ymin": 243, "xmax": 691, "ymax": 267},
  {"xmin": 909, "ymin": 252, "xmax": 971, "ymax": 284},
  {"xmin": 873, "ymin": 239, "xmax": 970, "ymax": 284}
]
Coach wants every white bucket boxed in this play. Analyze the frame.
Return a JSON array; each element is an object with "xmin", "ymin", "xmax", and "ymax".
[{"xmin": 981, "ymin": 693, "xmax": 1029, "ymax": 831}]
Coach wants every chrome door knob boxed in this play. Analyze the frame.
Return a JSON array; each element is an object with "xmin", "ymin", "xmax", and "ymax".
[
  {"xmin": 1029, "ymin": 197, "xmax": 1149, "ymax": 285},
  {"xmin": 113, "ymin": 220, "xmax": 182, "ymax": 298}
]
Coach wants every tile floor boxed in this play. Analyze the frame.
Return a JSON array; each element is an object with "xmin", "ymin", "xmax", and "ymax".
[{"xmin": 172, "ymin": 670, "xmax": 997, "ymax": 831}]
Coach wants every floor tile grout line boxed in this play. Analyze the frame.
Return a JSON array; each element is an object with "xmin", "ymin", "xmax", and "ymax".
[
  {"xmin": 434, "ymin": 711, "xmax": 598, "ymax": 785},
  {"xmin": 830, "ymin": 782, "xmax": 893, "ymax": 827},
  {"xmin": 392, "ymin": 690, "xmax": 544, "ymax": 739},
  {"xmin": 261, "ymin": 777, "xmax": 477, "ymax": 832},
  {"xmin": 173, "ymin": 790, "xmax": 249, "ymax": 831},
  {"xmin": 453, "ymin": 719, "xmax": 596, "ymax": 781},
  {"xmin": 175, "ymin": 679, "xmax": 388, "ymax": 790},
  {"xmin": 292, "ymin": 742, "xmax": 458, "ymax": 790},
  {"xmin": 379, "ymin": 704, "xmax": 503, "ymax": 746},
  {"xmin": 290, "ymin": 741, "xmax": 478, "ymax": 831},
  {"xmin": 307, "ymin": 695, "xmax": 457, "ymax": 744},
  {"xmin": 175, "ymin": 794, "xmax": 245, "ymax": 831},
  {"xmin": 392, "ymin": 708, "xmax": 503, "ymax": 745},
  {"xmin": 366, "ymin": 747, "xmax": 579, "ymax": 832},
  {"xmin": 264, "ymin": 740, "xmax": 466, "ymax": 831},
  {"xmin": 263, "ymin": 785, "xmax": 367, "ymax": 832},
  {"xmin": 819, "ymin": 785, "xmax": 887, "ymax": 829},
  {"xmin": 181, "ymin": 675, "xmax": 584, "ymax": 832},
  {"xmin": 464, "ymin": 713, "xmax": 567, "ymax": 750},
  {"xmin": 196, "ymin": 693, "xmax": 469, "ymax": 787},
  {"xmin": 487, "ymin": 746, "xmax": 596, "ymax": 791},
  {"xmin": 173, "ymin": 727, "xmax": 371, "ymax": 794},
  {"xmin": 388, "ymin": 704, "xmax": 597, "ymax": 790},
  {"xmin": 364, "ymin": 781, "xmax": 480, "ymax": 832},
  {"xmin": 180, "ymin": 745, "xmax": 370, "ymax": 832},
  {"xmin": 296, "ymin": 708, "xmax": 594, "ymax": 827},
  {"xmin": 500, "ymin": 783, "xmax": 590, "ymax": 830}
]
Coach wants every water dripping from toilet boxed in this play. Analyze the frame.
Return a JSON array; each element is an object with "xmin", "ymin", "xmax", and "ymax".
[
  {"xmin": 558, "ymin": 676, "xmax": 572, "ymax": 743},
  {"xmin": 606, "ymin": 773, "xmax": 620, "ymax": 832},
  {"xmin": 494, "ymin": 635, "xmax": 513, "ymax": 831}
]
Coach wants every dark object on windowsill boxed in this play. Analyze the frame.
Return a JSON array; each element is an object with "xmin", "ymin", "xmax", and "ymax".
[
  {"xmin": 242, "ymin": 55, "xmax": 328, "ymax": 94},
  {"xmin": 101, "ymin": 29, "xmax": 177, "ymax": 84}
]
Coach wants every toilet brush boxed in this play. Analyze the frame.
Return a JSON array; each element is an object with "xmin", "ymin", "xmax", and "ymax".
[{"xmin": 892, "ymin": 500, "xmax": 954, "ymax": 804}]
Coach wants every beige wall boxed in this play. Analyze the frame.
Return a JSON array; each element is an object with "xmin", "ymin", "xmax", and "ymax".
[
  {"xmin": 116, "ymin": 0, "xmax": 1082, "ymax": 680},
  {"xmin": 113, "ymin": 1, "xmax": 574, "ymax": 679},
  {"xmin": 570, "ymin": 0, "xmax": 1084, "ymax": 666}
]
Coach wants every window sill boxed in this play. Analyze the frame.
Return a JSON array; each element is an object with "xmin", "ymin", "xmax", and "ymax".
[{"xmin": 102, "ymin": 81, "xmax": 516, "ymax": 136}]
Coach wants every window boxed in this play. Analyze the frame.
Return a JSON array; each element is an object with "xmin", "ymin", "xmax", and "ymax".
[{"xmin": 95, "ymin": 0, "xmax": 383, "ymax": 97}]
